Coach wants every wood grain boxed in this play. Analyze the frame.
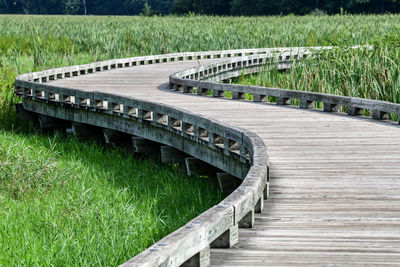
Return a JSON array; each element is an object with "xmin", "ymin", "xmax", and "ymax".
[{"xmin": 44, "ymin": 58, "xmax": 400, "ymax": 266}]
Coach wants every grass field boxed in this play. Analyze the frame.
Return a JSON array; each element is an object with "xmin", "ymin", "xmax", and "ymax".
[
  {"xmin": 0, "ymin": 110, "xmax": 222, "ymax": 266},
  {"xmin": 239, "ymin": 45, "xmax": 400, "ymax": 111},
  {"xmin": 1, "ymin": 14, "xmax": 399, "ymax": 265}
]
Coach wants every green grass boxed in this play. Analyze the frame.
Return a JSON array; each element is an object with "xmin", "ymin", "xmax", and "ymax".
[
  {"xmin": 1, "ymin": 14, "xmax": 400, "ymax": 265},
  {"xmin": 238, "ymin": 46, "xmax": 400, "ymax": 119},
  {"xmin": 0, "ymin": 116, "xmax": 222, "ymax": 265},
  {"xmin": 1, "ymin": 14, "xmax": 400, "ymax": 75}
]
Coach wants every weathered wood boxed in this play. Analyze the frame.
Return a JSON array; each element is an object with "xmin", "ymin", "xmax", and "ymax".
[
  {"xmin": 238, "ymin": 209, "xmax": 254, "ymax": 228},
  {"xmin": 160, "ymin": 146, "xmax": 187, "ymax": 164},
  {"xmin": 253, "ymin": 94, "xmax": 266, "ymax": 102},
  {"xmin": 185, "ymin": 157, "xmax": 219, "ymax": 177},
  {"xmin": 276, "ymin": 97, "xmax": 290, "ymax": 105},
  {"xmin": 254, "ymin": 192, "xmax": 264, "ymax": 213},
  {"xmin": 232, "ymin": 92, "xmax": 244, "ymax": 100},
  {"xmin": 72, "ymin": 122, "xmax": 102, "ymax": 139},
  {"xmin": 37, "ymin": 115, "xmax": 69, "ymax": 132},
  {"xmin": 15, "ymin": 47, "xmax": 400, "ymax": 267},
  {"xmin": 181, "ymin": 246, "xmax": 210, "ymax": 267},
  {"xmin": 263, "ymin": 166, "xmax": 270, "ymax": 200},
  {"xmin": 103, "ymin": 128, "xmax": 132, "ymax": 147},
  {"xmin": 347, "ymin": 107, "xmax": 364, "ymax": 116},
  {"xmin": 210, "ymin": 225, "xmax": 238, "ymax": 248},
  {"xmin": 263, "ymin": 182, "xmax": 269, "ymax": 200},
  {"xmin": 132, "ymin": 136, "xmax": 160, "ymax": 153},
  {"xmin": 15, "ymin": 103, "xmax": 37, "ymax": 122},
  {"xmin": 323, "ymin": 103, "xmax": 339, "ymax": 112},
  {"xmin": 299, "ymin": 99, "xmax": 313, "ymax": 109},
  {"xmin": 372, "ymin": 110, "xmax": 389, "ymax": 120}
]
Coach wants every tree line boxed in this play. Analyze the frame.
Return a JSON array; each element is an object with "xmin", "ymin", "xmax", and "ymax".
[{"xmin": 1, "ymin": 0, "xmax": 399, "ymax": 15}]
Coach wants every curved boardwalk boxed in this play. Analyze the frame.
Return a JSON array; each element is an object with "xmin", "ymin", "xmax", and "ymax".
[{"xmin": 48, "ymin": 60, "xmax": 400, "ymax": 266}]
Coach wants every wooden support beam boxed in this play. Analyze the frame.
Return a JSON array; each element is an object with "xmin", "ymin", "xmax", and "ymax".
[
  {"xmin": 264, "ymin": 183, "xmax": 269, "ymax": 200},
  {"xmin": 372, "ymin": 110, "xmax": 389, "ymax": 120},
  {"xmin": 276, "ymin": 97, "xmax": 290, "ymax": 105},
  {"xmin": 17, "ymin": 104, "xmax": 69, "ymax": 134},
  {"xmin": 212, "ymin": 90, "xmax": 224, "ymax": 97},
  {"xmin": 37, "ymin": 114, "xmax": 70, "ymax": 131},
  {"xmin": 323, "ymin": 103, "xmax": 339, "ymax": 112},
  {"xmin": 239, "ymin": 209, "xmax": 255, "ymax": 228},
  {"xmin": 132, "ymin": 137, "xmax": 160, "ymax": 161},
  {"xmin": 71, "ymin": 122, "xmax": 102, "ymax": 139},
  {"xmin": 232, "ymin": 92, "xmax": 244, "ymax": 100},
  {"xmin": 216, "ymin": 173, "xmax": 241, "ymax": 194},
  {"xmin": 254, "ymin": 192, "xmax": 264, "ymax": 213},
  {"xmin": 197, "ymin": 88, "xmax": 208, "ymax": 96},
  {"xmin": 183, "ymin": 86, "xmax": 193, "ymax": 94},
  {"xmin": 253, "ymin": 94, "xmax": 266, "ymax": 102},
  {"xmin": 103, "ymin": 129, "xmax": 132, "ymax": 148},
  {"xmin": 160, "ymin": 146, "xmax": 187, "ymax": 164},
  {"xmin": 185, "ymin": 157, "xmax": 219, "ymax": 177},
  {"xmin": 264, "ymin": 166, "xmax": 270, "ymax": 200},
  {"xmin": 347, "ymin": 107, "xmax": 363, "ymax": 116},
  {"xmin": 210, "ymin": 225, "xmax": 238, "ymax": 248},
  {"xmin": 15, "ymin": 103, "xmax": 36, "ymax": 122},
  {"xmin": 132, "ymin": 137, "xmax": 160, "ymax": 153},
  {"xmin": 300, "ymin": 99, "xmax": 313, "ymax": 109},
  {"xmin": 181, "ymin": 246, "xmax": 210, "ymax": 267}
]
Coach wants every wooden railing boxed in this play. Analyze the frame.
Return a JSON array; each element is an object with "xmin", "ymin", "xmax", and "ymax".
[
  {"xmin": 170, "ymin": 46, "xmax": 400, "ymax": 124},
  {"xmin": 15, "ymin": 47, "xmax": 292, "ymax": 267},
  {"xmin": 15, "ymin": 45, "xmax": 396, "ymax": 267}
]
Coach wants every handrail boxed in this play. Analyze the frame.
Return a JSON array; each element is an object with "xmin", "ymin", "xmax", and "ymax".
[
  {"xmin": 170, "ymin": 46, "xmax": 400, "ymax": 123},
  {"xmin": 15, "ymin": 46, "xmax": 397, "ymax": 267},
  {"xmin": 15, "ymin": 47, "xmax": 284, "ymax": 267}
]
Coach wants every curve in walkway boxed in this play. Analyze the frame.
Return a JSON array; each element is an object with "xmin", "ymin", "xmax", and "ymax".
[{"xmin": 15, "ymin": 47, "xmax": 400, "ymax": 266}]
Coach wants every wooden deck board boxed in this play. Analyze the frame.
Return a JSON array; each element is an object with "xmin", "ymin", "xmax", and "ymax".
[{"xmin": 49, "ymin": 60, "xmax": 400, "ymax": 266}]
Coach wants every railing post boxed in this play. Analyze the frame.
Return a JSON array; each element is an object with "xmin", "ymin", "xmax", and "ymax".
[
  {"xmin": 300, "ymin": 99, "xmax": 313, "ymax": 109},
  {"xmin": 276, "ymin": 97, "xmax": 290, "ymax": 105},
  {"xmin": 238, "ymin": 209, "xmax": 255, "ymax": 228},
  {"xmin": 253, "ymin": 94, "xmax": 265, "ymax": 102},
  {"xmin": 372, "ymin": 110, "xmax": 389, "ymax": 120},
  {"xmin": 210, "ymin": 225, "xmax": 238, "ymax": 248},
  {"xmin": 181, "ymin": 246, "xmax": 210, "ymax": 267},
  {"xmin": 254, "ymin": 191, "xmax": 264, "ymax": 213},
  {"xmin": 324, "ymin": 103, "xmax": 338, "ymax": 112},
  {"xmin": 347, "ymin": 107, "xmax": 363, "ymax": 116}
]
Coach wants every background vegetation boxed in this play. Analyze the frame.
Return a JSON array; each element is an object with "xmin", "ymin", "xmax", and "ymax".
[
  {"xmin": 239, "ymin": 45, "xmax": 400, "ymax": 108},
  {"xmin": 0, "ymin": 130, "xmax": 222, "ymax": 265},
  {"xmin": 1, "ymin": 0, "xmax": 399, "ymax": 15},
  {"xmin": 1, "ymin": 14, "xmax": 399, "ymax": 265}
]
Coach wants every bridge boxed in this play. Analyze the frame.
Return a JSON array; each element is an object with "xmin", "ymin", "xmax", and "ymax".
[{"xmin": 15, "ymin": 47, "xmax": 400, "ymax": 266}]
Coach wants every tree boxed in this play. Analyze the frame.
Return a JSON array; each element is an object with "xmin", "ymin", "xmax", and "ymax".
[
  {"xmin": 0, "ymin": 0, "xmax": 398, "ymax": 15},
  {"xmin": 171, "ymin": 0, "xmax": 230, "ymax": 15},
  {"xmin": 63, "ymin": 0, "xmax": 81, "ymax": 14},
  {"xmin": 141, "ymin": 0, "xmax": 151, "ymax": 15},
  {"xmin": 82, "ymin": 0, "xmax": 86, "ymax": 14}
]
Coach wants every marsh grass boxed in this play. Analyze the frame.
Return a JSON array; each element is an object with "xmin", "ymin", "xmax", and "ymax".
[
  {"xmin": 0, "ymin": 67, "xmax": 222, "ymax": 265},
  {"xmin": 0, "ymin": 127, "xmax": 222, "ymax": 265},
  {"xmin": 239, "ymin": 45, "xmax": 400, "ymax": 120},
  {"xmin": 1, "ymin": 14, "xmax": 400, "ymax": 265}
]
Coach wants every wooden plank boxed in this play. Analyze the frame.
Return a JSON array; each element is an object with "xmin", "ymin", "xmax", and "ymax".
[{"xmin": 25, "ymin": 54, "xmax": 400, "ymax": 266}]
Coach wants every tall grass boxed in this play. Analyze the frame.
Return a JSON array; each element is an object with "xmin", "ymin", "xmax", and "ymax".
[
  {"xmin": 2, "ymin": 14, "xmax": 400, "ymax": 109},
  {"xmin": 240, "ymin": 45, "xmax": 400, "ymax": 107},
  {"xmin": 0, "ymin": 129, "xmax": 222, "ymax": 265},
  {"xmin": 1, "ymin": 14, "xmax": 400, "ymax": 74},
  {"xmin": 1, "ymin": 14, "xmax": 400, "ymax": 264}
]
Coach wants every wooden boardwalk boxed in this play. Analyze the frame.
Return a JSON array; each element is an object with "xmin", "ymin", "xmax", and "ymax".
[{"xmin": 49, "ymin": 60, "xmax": 400, "ymax": 266}]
